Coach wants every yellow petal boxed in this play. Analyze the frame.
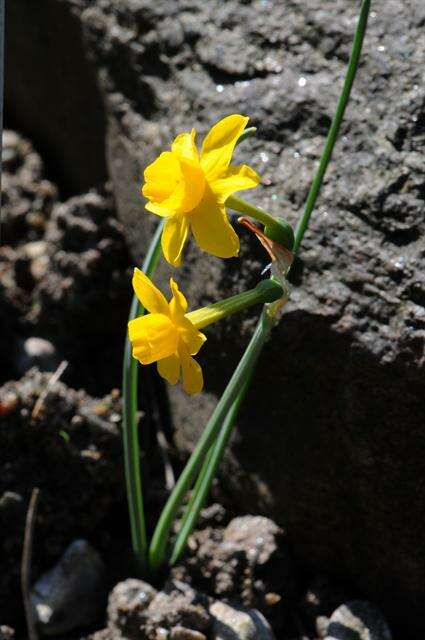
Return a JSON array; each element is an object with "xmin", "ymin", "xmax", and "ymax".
[
  {"xmin": 161, "ymin": 215, "xmax": 190, "ymax": 267},
  {"xmin": 200, "ymin": 114, "xmax": 249, "ymax": 181},
  {"xmin": 169, "ymin": 157, "xmax": 205, "ymax": 213},
  {"xmin": 145, "ymin": 202, "xmax": 172, "ymax": 217},
  {"xmin": 169, "ymin": 277, "xmax": 188, "ymax": 317},
  {"xmin": 190, "ymin": 188, "xmax": 239, "ymax": 259},
  {"xmin": 179, "ymin": 345, "xmax": 204, "ymax": 395},
  {"xmin": 209, "ymin": 164, "xmax": 260, "ymax": 204},
  {"xmin": 171, "ymin": 129, "xmax": 199, "ymax": 164},
  {"xmin": 128, "ymin": 313, "xmax": 179, "ymax": 365},
  {"xmin": 143, "ymin": 152, "xmax": 180, "ymax": 202},
  {"xmin": 179, "ymin": 317, "xmax": 207, "ymax": 355},
  {"xmin": 157, "ymin": 352, "xmax": 181, "ymax": 385},
  {"xmin": 132, "ymin": 268, "xmax": 169, "ymax": 315},
  {"xmin": 128, "ymin": 317, "xmax": 152, "ymax": 363},
  {"xmin": 143, "ymin": 149, "xmax": 205, "ymax": 215}
]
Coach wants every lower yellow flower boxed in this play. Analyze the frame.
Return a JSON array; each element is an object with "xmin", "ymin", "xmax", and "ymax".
[
  {"xmin": 128, "ymin": 268, "xmax": 284, "ymax": 395},
  {"xmin": 142, "ymin": 114, "xmax": 260, "ymax": 266},
  {"xmin": 128, "ymin": 268, "xmax": 206, "ymax": 395}
]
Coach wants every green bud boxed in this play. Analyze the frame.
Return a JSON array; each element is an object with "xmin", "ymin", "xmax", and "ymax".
[
  {"xmin": 236, "ymin": 127, "xmax": 257, "ymax": 146},
  {"xmin": 264, "ymin": 217, "xmax": 295, "ymax": 251}
]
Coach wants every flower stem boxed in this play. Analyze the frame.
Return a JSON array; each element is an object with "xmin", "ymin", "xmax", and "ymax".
[
  {"xmin": 122, "ymin": 220, "xmax": 164, "ymax": 570},
  {"xmin": 227, "ymin": 194, "xmax": 274, "ymax": 227},
  {"xmin": 186, "ymin": 278, "xmax": 283, "ymax": 330},
  {"xmin": 226, "ymin": 194, "xmax": 294, "ymax": 250},
  {"xmin": 293, "ymin": 0, "xmax": 371, "ymax": 253}
]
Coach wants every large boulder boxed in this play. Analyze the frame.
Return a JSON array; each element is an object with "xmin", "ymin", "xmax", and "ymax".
[{"xmin": 6, "ymin": 0, "xmax": 425, "ymax": 633}]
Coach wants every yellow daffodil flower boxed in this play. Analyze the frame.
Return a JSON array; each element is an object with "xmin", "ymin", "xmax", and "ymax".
[
  {"xmin": 128, "ymin": 268, "xmax": 206, "ymax": 395},
  {"xmin": 142, "ymin": 114, "xmax": 260, "ymax": 266},
  {"xmin": 128, "ymin": 268, "xmax": 284, "ymax": 395}
]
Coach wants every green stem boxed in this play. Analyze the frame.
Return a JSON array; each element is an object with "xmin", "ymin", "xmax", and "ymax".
[
  {"xmin": 293, "ymin": 0, "xmax": 371, "ymax": 253},
  {"xmin": 122, "ymin": 220, "xmax": 164, "ymax": 568},
  {"xmin": 227, "ymin": 194, "xmax": 275, "ymax": 228},
  {"xmin": 170, "ymin": 372, "xmax": 253, "ymax": 565},
  {"xmin": 186, "ymin": 278, "xmax": 283, "ymax": 330},
  {"xmin": 148, "ymin": 309, "xmax": 272, "ymax": 571}
]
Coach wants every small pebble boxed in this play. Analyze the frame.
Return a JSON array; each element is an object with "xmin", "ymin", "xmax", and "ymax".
[
  {"xmin": 170, "ymin": 626, "xmax": 207, "ymax": 640},
  {"xmin": 210, "ymin": 601, "xmax": 275, "ymax": 640},
  {"xmin": 31, "ymin": 539, "xmax": 107, "ymax": 635},
  {"xmin": 325, "ymin": 601, "xmax": 392, "ymax": 640},
  {"xmin": 17, "ymin": 337, "xmax": 59, "ymax": 374}
]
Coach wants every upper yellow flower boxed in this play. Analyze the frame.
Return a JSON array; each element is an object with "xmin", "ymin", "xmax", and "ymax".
[
  {"xmin": 142, "ymin": 114, "xmax": 260, "ymax": 266},
  {"xmin": 128, "ymin": 268, "xmax": 206, "ymax": 395}
]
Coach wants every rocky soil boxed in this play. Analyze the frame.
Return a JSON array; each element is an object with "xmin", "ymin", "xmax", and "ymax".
[
  {"xmin": 0, "ymin": 129, "xmax": 393, "ymax": 640},
  {"xmin": 3, "ymin": 0, "xmax": 425, "ymax": 637}
]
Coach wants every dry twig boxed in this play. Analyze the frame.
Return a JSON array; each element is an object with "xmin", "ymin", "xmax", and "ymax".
[
  {"xmin": 31, "ymin": 360, "xmax": 68, "ymax": 420},
  {"xmin": 21, "ymin": 488, "xmax": 40, "ymax": 640}
]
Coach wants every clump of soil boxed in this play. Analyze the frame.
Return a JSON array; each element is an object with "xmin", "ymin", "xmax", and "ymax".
[
  {"xmin": 0, "ymin": 368, "xmax": 124, "ymax": 627},
  {"xmin": 0, "ymin": 129, "xmax": 133, "ymax": 393},
  {"xmin": 172, "ymin": 514, "xmax": 299, "ymax": 632},
  {"xmin": 1, "ymin": 130, "xmax": 57, "ymax": 247},
  {"xmin": 28, "ymin": 186, "xmax": 132, "ymax": 393}
]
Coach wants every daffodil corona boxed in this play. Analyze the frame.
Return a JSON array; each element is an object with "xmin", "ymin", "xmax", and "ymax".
[
  {"xmin": 128, "ymin": 268, "xmax": 284, "ymax": 395},
  {"xmin": 142, "ymin": 114, "xmax": 260, "ymax": 266}
]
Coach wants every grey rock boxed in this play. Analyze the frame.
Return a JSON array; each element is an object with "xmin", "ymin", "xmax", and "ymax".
[
  {"xmin": 17, "ymin": 337, "xmax": 59, "ymax": 374},
  {"xmin": 325, "ymin": 601, "xmax": 392, "ymax": 640},
  {"xmin": 222, "ymin": 516, "xmax": 281, "ymax": 567},
  {"xmin": 299, "ymin": 575, "xmax": 354, "ymax": 629},
  {"xmin": 31, "ymin": 539, "xmax": 107, "ymax": 635},
  {"xmin": 170, "ymin": 627, "xmax": 207, "ymax": 640},
  {"xmin": 0, "ymin": 627, "xmax": 14, "ymax": 640},
  {"xmin": 100, "ymin": 579, "xmax": 211, "ymax": 640},
  {"xmin": 316, "ymin": 616, "xmax": 330, "ymax": 639},
  {"xmin": 0, "ymin": 491, "xmax": 23, "ymax": 511},
  {"xmin": 210, "ymin": 601, "xmax": 275, "ymax": 640},
  {"xmin": 145, "ymin": 582, "xmax": 211, "ymax": 638},
  {"xmin": 107, "ymin": 579, "xmax": 158, "ymax": 636}
]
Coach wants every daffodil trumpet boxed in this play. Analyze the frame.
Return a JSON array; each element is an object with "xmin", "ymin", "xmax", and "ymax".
[
  {"xmin": 226, "ymin": 194, "xmax": 295, "ymax": 251},
  {"xmin": 128, "ymin": 268, "xmax": 283, "ymax": 395}
]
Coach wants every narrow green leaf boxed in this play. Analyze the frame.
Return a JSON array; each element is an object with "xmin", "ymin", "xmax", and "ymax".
[
  {"xmin": 148, "ymin": 310, "xmax": 271, "ymax": 571},
  {"xmin": 293, "ymin": 0, "xmax": 371, "ymax": 253},
  {"xmin": 122, "ymin": 220, "xmax": 164, "ymax": 569},
  {"xmin": 170, "ymin": 373, "xmax": 253, "ymax": 565}
]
